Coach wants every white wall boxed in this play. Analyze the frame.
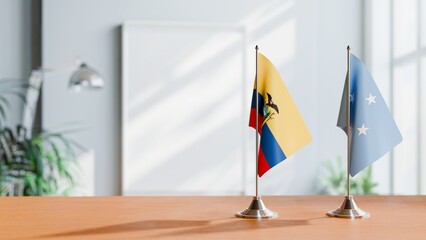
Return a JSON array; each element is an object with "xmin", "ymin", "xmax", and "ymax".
[
  {"xmin": 365, "ymin": 0, "xmax": 426, "ymax": 195},
  {"xmin": 42, "ymin": 0, "xmax": 363, "ymax": 195},
  {"xmin": 0, "ymin": 0, "xmax": 32, "ymax": 127}
]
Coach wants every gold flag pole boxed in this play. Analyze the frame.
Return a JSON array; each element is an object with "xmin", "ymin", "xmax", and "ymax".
[
  {"xmin": 327, "ymin": 46, "xmax": 369, "ymax": 219},
  {"xmin": 236, "ymin": 45, "xmax": 277, "ymax": 219}
]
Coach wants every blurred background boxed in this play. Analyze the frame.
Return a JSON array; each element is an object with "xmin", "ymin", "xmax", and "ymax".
[{"xmin": 0, "ymin": 0, "xmax": 424, "ymax": 196}]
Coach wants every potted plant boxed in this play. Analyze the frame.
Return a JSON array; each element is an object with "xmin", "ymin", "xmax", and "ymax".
[
  {"xmin": 0, "ymin": 79, "xmax": 81, "ymax": 196},
  {"xmin": 319, "ymin": 156, "xmax": 378, "ymax": 195}
]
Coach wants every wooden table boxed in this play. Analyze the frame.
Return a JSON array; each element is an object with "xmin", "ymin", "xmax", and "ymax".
[{"xmin": 0, "ymin": 196, "xmax": 425, "ymax": 239}]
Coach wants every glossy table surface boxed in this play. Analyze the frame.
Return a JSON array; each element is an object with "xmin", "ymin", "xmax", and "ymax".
[{"xmin": 0, "ymin": 196, "xmax": 425, "ymax": 239}]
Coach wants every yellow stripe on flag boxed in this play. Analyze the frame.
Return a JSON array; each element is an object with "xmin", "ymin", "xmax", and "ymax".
[{"xmin": 256, "ymin": 53, "xmax": 311, "ymax": 156}]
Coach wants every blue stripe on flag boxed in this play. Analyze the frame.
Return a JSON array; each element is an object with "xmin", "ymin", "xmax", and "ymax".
[
  {"xmin": 260, "ymin": 124, "xmax": 287, "ymax": 168},
  {"xmin": 251, "ymin": 89, "xmax": 264, "ymax": 117}
]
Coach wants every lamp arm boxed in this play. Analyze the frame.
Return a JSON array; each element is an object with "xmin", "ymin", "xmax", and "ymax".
[
  {"xmin": 22, "ymin": 59, "xmax": 82, "ymax": 136},
  {"xmin": 21, "ymin": 72, "xmax": 43, "ymax": 137},
  {"xmin": 34, "ymin": 59, "xmax": 82, "ymax": 76}
]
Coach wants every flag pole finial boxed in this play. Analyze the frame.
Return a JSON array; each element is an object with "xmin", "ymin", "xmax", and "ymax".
[
  {"xmin": 255, "ymin": 45, "xmax": 259, "ymax": 50},
  {"xmin": 347, "ymin": 45, "xmax": 351, "ymax": 51}
]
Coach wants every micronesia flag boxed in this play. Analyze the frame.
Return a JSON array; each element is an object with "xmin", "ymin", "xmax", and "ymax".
[
  {"xmin": 249, "ymin": 53, "xmax": 311, "ymax": 177},
  {"xmin": 337, "ymin": 53, "xmax": 402, "ymax": 176}
]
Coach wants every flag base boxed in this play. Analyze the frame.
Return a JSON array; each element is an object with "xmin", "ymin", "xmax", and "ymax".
[
  {"xmin": 236, "ymin": 196, "xmax": 278, "ymax": 219},
  {"xmin": 327, "ymin": 195, "xmax": 370, "ymax": 219}
]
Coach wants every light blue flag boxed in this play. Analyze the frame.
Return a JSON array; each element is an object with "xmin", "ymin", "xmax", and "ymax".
[{"xmin": 337, "ymin": 53, "xmax": 402, "ymax": 176}]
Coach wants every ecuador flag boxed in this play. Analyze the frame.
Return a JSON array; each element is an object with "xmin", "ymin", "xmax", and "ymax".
[{"xmin": 249, "ymin": 53, "xmax": 311, "ymax": 177}]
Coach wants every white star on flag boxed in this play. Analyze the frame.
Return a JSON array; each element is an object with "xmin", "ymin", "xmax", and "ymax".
[
  {"xmin": 365, "ymin": 93, "xmax": 376, "ymax": 105},
  {"xmin": 357, "ymin": 124, "xmax": 369, "ymax": 136},
  {"xmin": 350, "ymin": 94, "xmax": 354, "ymax": 103}
]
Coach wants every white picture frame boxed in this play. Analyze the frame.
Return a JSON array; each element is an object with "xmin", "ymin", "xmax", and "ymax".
[{"xmin": 121, "ymin": 21, "xmax": 248, "ymax": 195}]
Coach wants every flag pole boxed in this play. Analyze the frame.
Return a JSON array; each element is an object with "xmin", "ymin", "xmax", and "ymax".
[
  {"xmin": 255, "ymin": 45, "xmax": 259, "ymax": 198},
  {"xmin": 326, "ymin": 46, "xmax": 369, "ymax": 219},
  {"xmin": 346, "ymin": 45, "xmax": 351, "ymax": 198},
  {"xmin": 236, "ymin": 45, "xmax": 277, "ymax": 219}
]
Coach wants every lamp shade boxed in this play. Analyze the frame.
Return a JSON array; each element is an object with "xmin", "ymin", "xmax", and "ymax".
[{"xmin": 69, "ymin": 63, "xmax": 104, "ymax": 90}]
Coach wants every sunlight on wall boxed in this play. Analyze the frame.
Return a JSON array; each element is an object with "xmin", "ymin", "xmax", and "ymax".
[
  {"xmin": 241, "ymin": 0, "xmax": 294, "ymax": 31},
  {"xmin": 367, "ymin": 0, "xmax": 392, "ymax": 195},
  {"xmin": 42, "ymin": 0, "xmax": 363, "ymax": 196},
  {"xmin": 172, "ymin": 31, "xmax": 244, "ymax": 79},
  {"xmin": 393, "ymin": 0, "xmax": 417, "ymax": 58},
  {"xmin": 123, "ymin": 0, "xmax": 360, "ymax": 196},
  {"xmin": 258, "ymin": 20, "xmax": 295, "ymax": 72},
  {"xmin": 393, "ymin": 62, "xmax": 418, "ymax": 194}
]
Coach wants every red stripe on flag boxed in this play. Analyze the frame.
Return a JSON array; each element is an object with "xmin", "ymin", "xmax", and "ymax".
[
  {"xmin": 258, "ymin": 147, "xmax": 271, "ymax": 177},
  {"xmin": 249, "ymin": 108, "xmax": 263, "ymax": 134}
]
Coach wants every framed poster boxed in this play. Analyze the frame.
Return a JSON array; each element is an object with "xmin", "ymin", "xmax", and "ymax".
[{"xmin": 121, "ymin": 21, "xmax": 248, "ymax": 195}]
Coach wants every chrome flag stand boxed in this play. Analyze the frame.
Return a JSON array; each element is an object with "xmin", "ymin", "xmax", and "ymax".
[
  {"xmin": 236, "ymin": 45, "xmax": 277, "ymax": 219},
  {"xmin": 236, "ymin": 196, "xmax": 277, "ymax": 218},
  {"xmin": 327, "ymin": 46, "xmax": 369, "ymax": 219}
]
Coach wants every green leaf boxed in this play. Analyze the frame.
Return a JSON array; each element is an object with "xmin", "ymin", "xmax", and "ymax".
[
  {"xmin": 24, "ymin": 173, "xmax": 37, "ymax": 196},
  {"xmin": 0, "ymin": 105, "xmax": 6, "ymax": 122},
  {"xmin": 0, "ymin": 96, "xmax": 11, "ymax": 109}
]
